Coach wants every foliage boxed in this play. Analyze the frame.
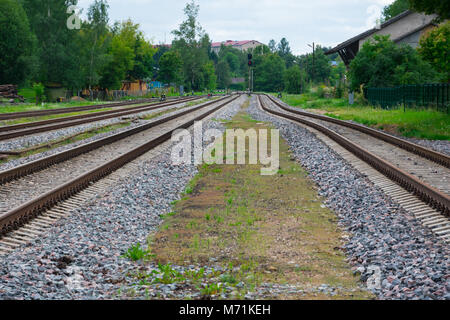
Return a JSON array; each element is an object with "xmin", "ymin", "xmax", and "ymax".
[
  {"xmin": 284, "ymin": 65, "xmax": 305, "ymax": 94},
  {"xmin": 32, "ymin": 83, "xmax": 45, "ymax": 104},
  {"xmin": 21, "ymin": 0, "xmax": 82, "ymax": 89},
  {"xmin": 158, "ymin": 51, "xmax": 183, "ymax": 85},
  {"xmin": 123, "ymin": 243, "xmax": 149, "ymax": 261},
  {"xmin": 0, "ymin": 0, "xmax": 36, "ymax": 85},
  {"xmin": 254, "ymin": 52, "xmax": 286, "ymax": 92},
  {"xmin": 77, "ymin": 0, "xmax": 112, "ymax": 90},
  {"xmin": 297, "ymin": 45, "xmax": 332, "ymax": 84},
  {"xmin": 409, "ymin": 0, "xmax": 450, "ymax": 20},
  {"xmin": 382, "ymin": 0, "xmax": 410, "ymax": 21},
  {"xmin": 348, "ymin": 35, "xmax": 439, "ymax": 91},
  {"xmin": 171, "ymin": 1, "xmax": 212, "ymax": 91},
  {"xmin": 418, "ymin": 21, "xmax": 450, "ymax": 82},
  {"xmin": 216, "ymin": 60, "xmax": 231, "ymax": 89}
]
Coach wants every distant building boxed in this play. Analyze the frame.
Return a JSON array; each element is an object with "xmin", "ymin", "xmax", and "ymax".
[
  {"xmin": 121, "ymin": 80, "xmax": 148, "ymax": 92},
  {"xmin": 211, "ymin": 40, "xmax": 264, "ymax": 54},
  {"xmin": 326, "ymin": 10, "xmax": 438, "ymax": 66}
]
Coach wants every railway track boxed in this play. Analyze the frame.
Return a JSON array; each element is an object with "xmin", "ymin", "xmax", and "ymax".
[
  {"xmin": 258, "ymin": 94, "xmax": 450, "ymax": 241},
  {"xmin": 0, "ymin": 96, "xmax": 203, "ymax": 141},
  {"xmin": 0, "ymin": 96, "xmax": 186, "ymax": 121},
  {"xmin": 0, "ymin": 95, "xmax": 240, "ymax": 252}
]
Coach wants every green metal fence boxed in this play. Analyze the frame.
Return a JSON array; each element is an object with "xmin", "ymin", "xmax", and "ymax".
[{"xmin": 364, "ymin": 83, "xmax": 449, "ymax": 113}]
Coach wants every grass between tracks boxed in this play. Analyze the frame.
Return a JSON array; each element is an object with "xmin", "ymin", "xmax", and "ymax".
[
  {"xmin": 124, "ymin": 98, "xmax": 373, "ymax": 300},
  {"xmin": 0, "ymin": 98, "xmax": 215, "ymax": 164},
  {"xmin": 0, "ymin": 102, "xmax": 156, "ymax": 126},
  {"xmin": 280, "ymin": 94, "xmax": 450, "ymax": 141},
  {"xmin": 0, "ymin": 122, "xmax": 131, "ymax": 165}
]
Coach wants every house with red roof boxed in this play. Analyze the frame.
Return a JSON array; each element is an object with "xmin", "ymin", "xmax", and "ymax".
[{"xmin": 211, "ymin": 40, "xmax": 263, "ymax": 54}]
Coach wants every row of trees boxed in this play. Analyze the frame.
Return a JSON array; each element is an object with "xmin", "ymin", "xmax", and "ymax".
[{"xmin": 0, "ymin": 0, "xmax": 159, "ymax": 92}]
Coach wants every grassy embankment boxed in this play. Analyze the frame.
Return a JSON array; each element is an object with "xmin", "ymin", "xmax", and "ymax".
[
  {"xmin": 280, "ymin": 93, "xmax": 449, "ymax": 141},
  {"xmin": 121, "ymin": 99, "xmax": 373, "ymax": 300}
]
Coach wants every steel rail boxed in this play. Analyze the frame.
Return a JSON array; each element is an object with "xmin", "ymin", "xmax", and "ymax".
[
  {"xmin": 0, "ymin": 96, "xmax": 189, "ymax": 121},
  {"xmin": 0, "ymin": 97, "xmax": 204, "ymax": 141},
  {"xmin": 0, "ymin": 95, "xmax": 240, "ymax": 235},
  {"xmin": 265, "ymin": 94, "xmax": 450, "ymax": 168},
  {"xmin": 0, "ymin": 95, "xmax": 230, "ymax": 185},
  {"xmin": 258, "ymin": 95, "xmax": 450, "ymax": 216},
  {"xmin": 0, "ymin": 96, "xmax": 199, "ymax": 133}
]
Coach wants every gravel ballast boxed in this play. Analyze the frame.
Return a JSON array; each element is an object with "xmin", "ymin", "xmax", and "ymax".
[
  {"xmin": 247, "ymin": 97, "xmax": 449, "ymax": 300},
  {"xmin": 0, "ymin": 96, "xmax": 244, "ymax": 300},
  {"xmin": 0, "ymin": 101, "xmax": 199, "ymax": 153},
  {"xmin": 0, "ymin": 95, "xmax": 447, "ymax": 300},
  {"xmin": 0, "ymin": 100, "xmax": 210, "ymax": 172}
]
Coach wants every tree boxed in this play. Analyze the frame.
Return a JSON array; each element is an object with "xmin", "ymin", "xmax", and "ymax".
[
  {"xmin": 348, "ymin": 35, "xmax": 439, "ymax": 91},
  {"xmin": 21, "ymin": 0, "xmax": 81, "ymax": 89},
  {"xmin": 254, "ymin": 53, "xmax": 286, "ymax": 92},
  {"xmin": 172, "ymin": 0, "xmax": 211, "ymax": 90},
  {"xmin": 268, "ymin": 39, "xmax": 276, "ymax": 52},
  {"xmin": 418, "ymin": 21, "xmax": 450, "ymax": 82},
  {"xmin": 409, "ymin": 0, "xmax": 450, "ymax": 20},
  {"xmin": 202, "ymin": 61, "xmax": 217, "ymax": 91},
  {"xmin": 284, "ymin": 65, "xmax": 305, "ymax": 94},
  {"xmin": 277, "ymin": 38, "xmax": 296, "ymax": 68},
  {"xmin": 158, "ymin": 51, "xmax": 183, "ymax": 85},
  {"xmin": 216, "ymin": 60, "xmax": 231, "ymax": 89},
  {"xmin": 0, "ymin": 0, "xmax": 36, "ymax": 85},
  {"xmin": 99, "ymin": 21, "xmax": 135, "ymax": 89},
  {"xmin": 382, "ymin": 0, "xmax": 410, "ymax": 21},
  {"xmin": 77, "ymin": 0, "xmax": 112, "ymax": 90},
  {"xmin": 298, "ymin": 45, "xmax": 331, "ymax": 84}
]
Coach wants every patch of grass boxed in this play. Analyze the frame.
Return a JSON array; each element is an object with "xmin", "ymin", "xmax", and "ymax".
[
  {"xmin": 0, "ymin": 100, "xmax": 111, "ymax": 114},
  {"xmin": 123, "ymin": 243, "xmax": 152, "ymax": 262}
]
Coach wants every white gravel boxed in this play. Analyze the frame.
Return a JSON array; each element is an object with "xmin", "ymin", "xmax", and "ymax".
[
  {"xmin": 247, "ymin": 97, "xmax": 449, "ymax": 300},
  {"xmin": 0, "ymin": 96, "xmax": 244, "ymax": 300}
]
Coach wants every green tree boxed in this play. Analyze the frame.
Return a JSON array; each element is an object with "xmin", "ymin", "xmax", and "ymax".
[
  {"xmin": 158, "ymin": 51, "xmax": 184, "ymax": 85},
  {"xmin": 284, "ymin": 65, "xmax": 305, "ymax": 94},
  {"xmin": 409, "ymin": 0, "xmax": 450, "ymax": 20},
  {"xmin": 277, "ymin": 38, "xmax": 296, "ymax": 68},
  {"xmin": 202, "ymin": 61, "xmax": 217, "ymax": 91},
  {"xmin": 21, "ymin": 0, "xmax": 81, "ymax": 89},
  {"xmin": 382, "ymin": 0, "xmax": 410, "ymax": 21},
  {"xmin": 172, "ymin": 0, "xmax": 211, "ymax": 91},
  {"xmin": 254, "ymin": 53, "xmax": 286, "ymax": 92},
  {"xmin": 99, "ymin": 22, "xmax": 135, "ymax": 89},
  {"xmin": 348, "ymin": 35, "xmax": 438, "ymax": 91},
  {"xmin": 216, "ymin": 60, "xmax": 231, "ymax": 89},
  {"xmin": 0, "ymin": 0, "xmax": 36, "ymax": 85},
  {"xmin": 418, "ymin": 21, "xmax": 449, "ymax": 81},
  {"xmin": 77, "ymin": 0, "xmax": 112, "ymax": 90}
]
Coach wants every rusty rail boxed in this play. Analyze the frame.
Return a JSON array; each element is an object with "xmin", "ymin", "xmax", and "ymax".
[
  {"xmin": 0, "ymin": 95, "xmax": 240, "ymax": 235},
  {"xmin": 265, "ymin": 94, "xmax": 450, "ymax": 168},
  {"xmin": 0, "ymin": 97, "xmax": 203, "ymax": 141},
  {"xmin": 0, "ymin": 96, "xmax": 230, "ymax": 185},
  {"xmin": 258, "ymin": 95, "xmax": 450, "ymax": 216},
  {"xmin": 0, "ymin": 96, "xmax": 188, "ymax": 121}
]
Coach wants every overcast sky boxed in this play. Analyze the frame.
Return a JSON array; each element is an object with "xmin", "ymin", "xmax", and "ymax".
[{"xmin": 77, "ymin": 0, "xmax": 395, "ymax": 55}]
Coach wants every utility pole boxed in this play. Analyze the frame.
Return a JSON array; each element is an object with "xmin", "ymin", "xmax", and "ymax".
[{"xmin": 308, "ymin": 42, "xmax": 315, "ymax": 84}]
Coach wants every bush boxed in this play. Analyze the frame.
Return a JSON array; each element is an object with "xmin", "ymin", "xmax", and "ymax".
[
  {"xmin": 349, "ymin": 35, "xmax": 439, "ymax": 91},
  {"xmin": 32, "ymin": 83, "xmax": 45, "ymax": 104}
]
